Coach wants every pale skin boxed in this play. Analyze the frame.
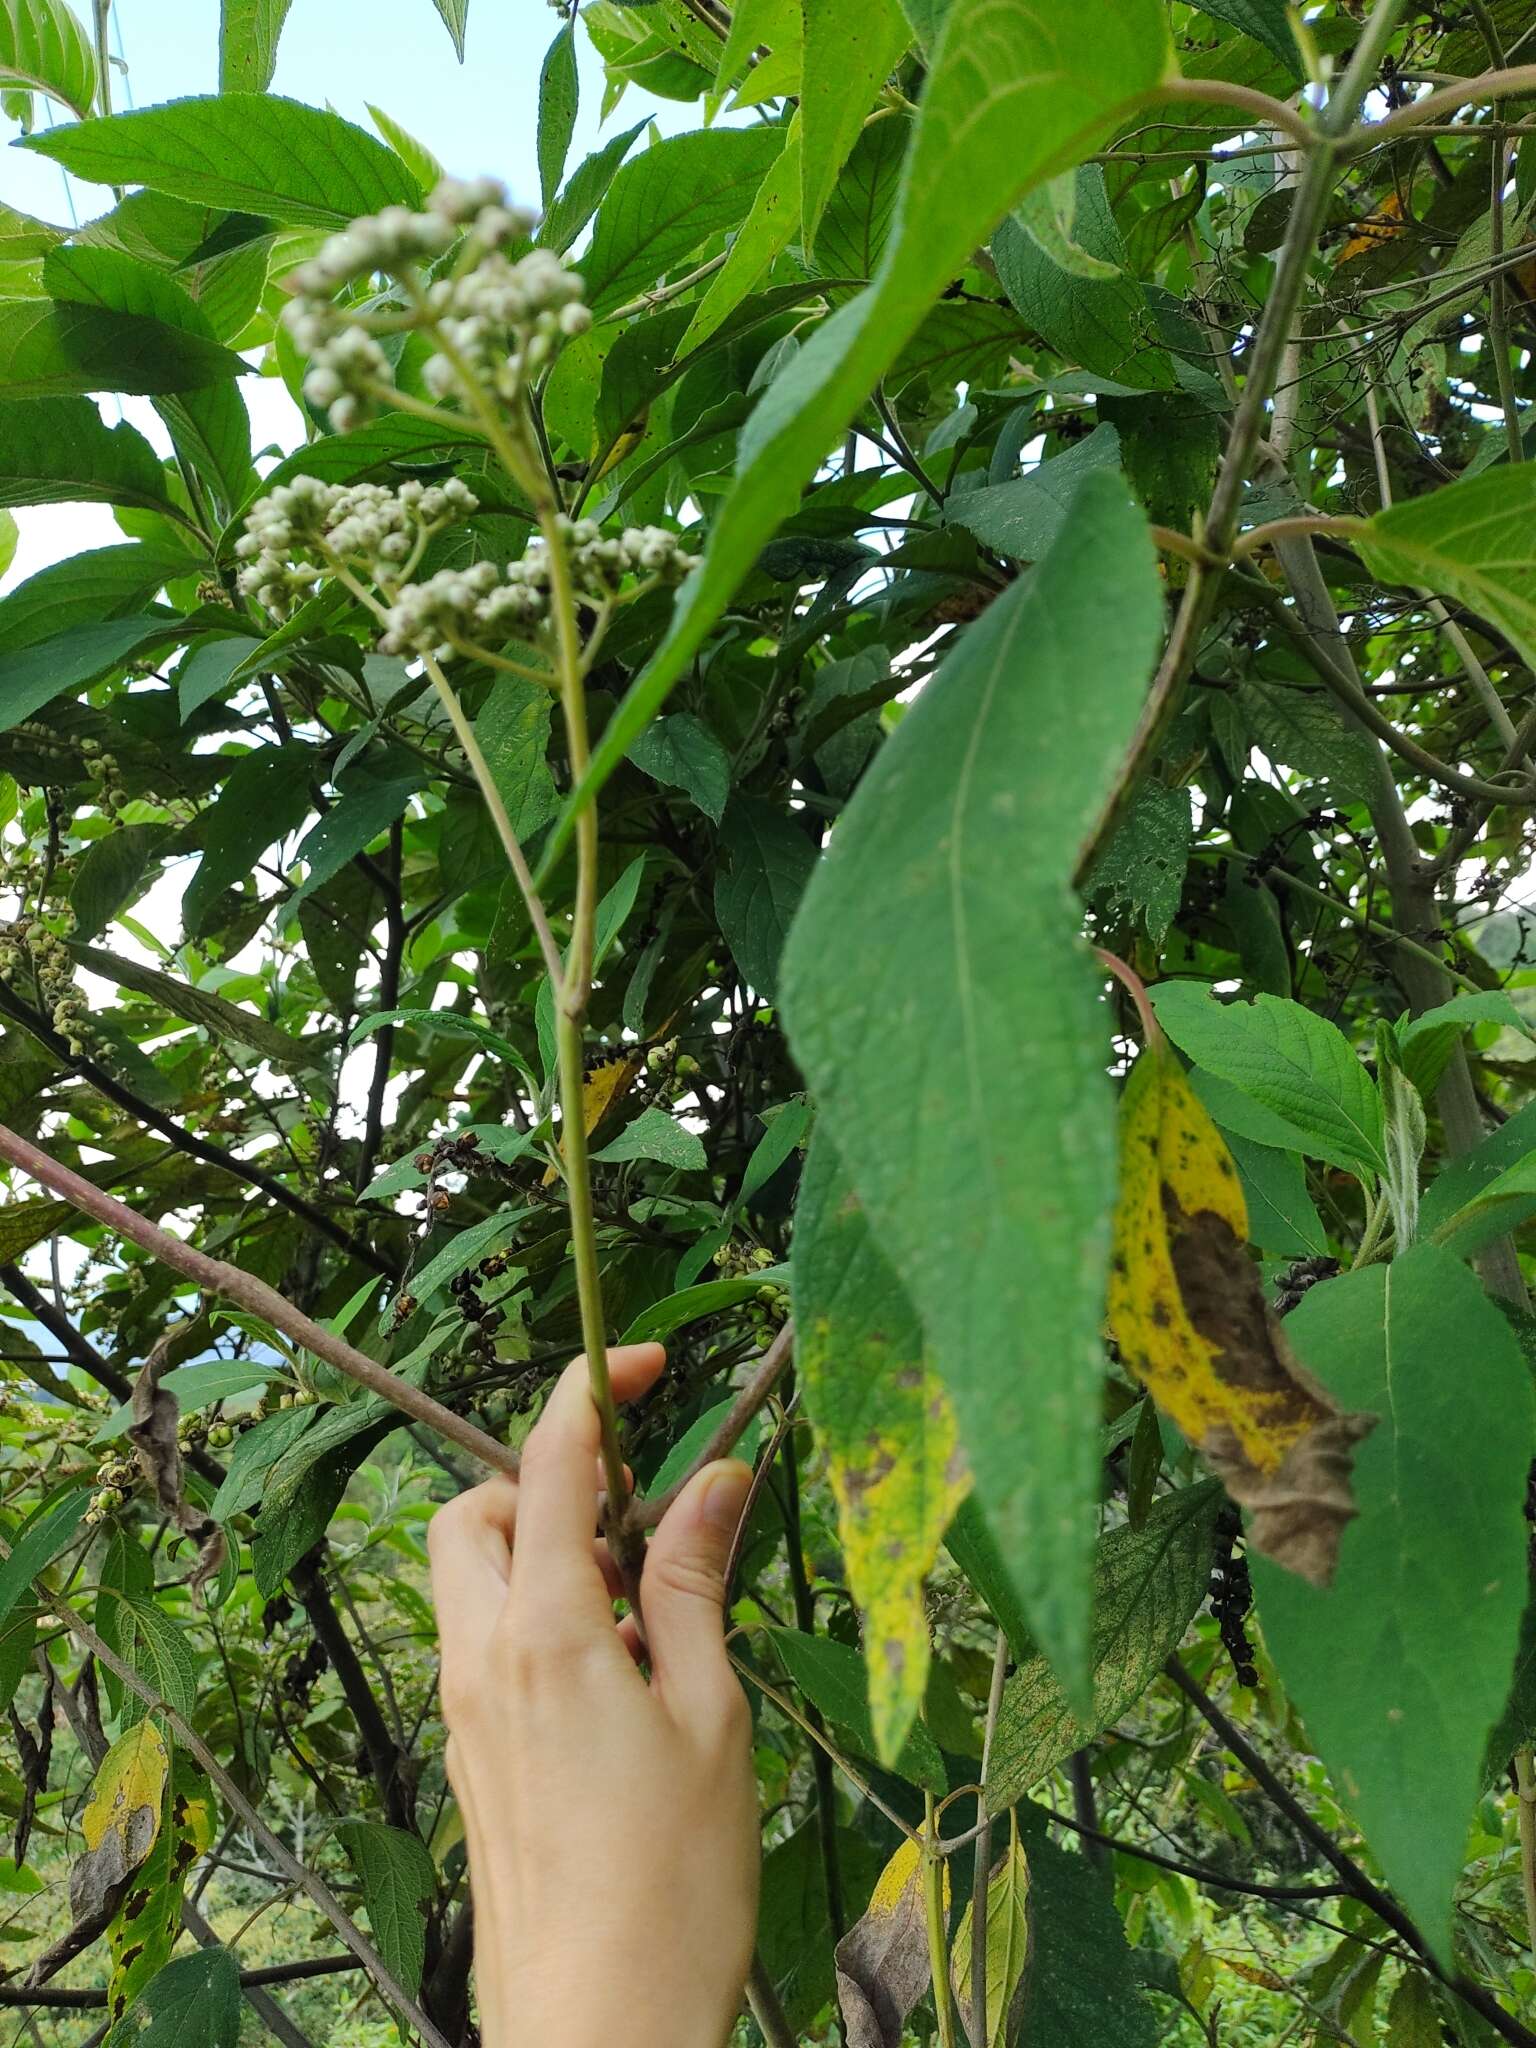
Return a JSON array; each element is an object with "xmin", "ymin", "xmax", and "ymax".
[{"xmin": 427, "ymin": 1342, "xmax": 760, "ymax": 2047}]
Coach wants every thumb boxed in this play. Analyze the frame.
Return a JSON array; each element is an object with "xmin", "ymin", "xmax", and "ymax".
[{"xmin": 642, "ymin": 1458, "xmax": 752, "ymax": 1720}]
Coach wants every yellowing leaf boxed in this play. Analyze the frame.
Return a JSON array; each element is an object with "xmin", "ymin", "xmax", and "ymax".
[
  {"xmin": 69, "ymin": 1719, "xmax": 168, "ymax": 1929},
  {"xmin": 106, "ymin": 1752, "xmax": 216, "ymax": 2024},
  {"xmin": 1337, "ymin": 190, "xmax": 1404, "ymax": 264},
  {"xmin": 794, "ymin": 1135, "xmax": 971, "ymax": 1765},
  {"xmin": 1106, "ymin": 1042, "xmax": 1372, "ymax": 1585},
  {"xmin": 950, "ymin": 1820, "xmax": 1031, "ymax": 2048},
  {"xmin": 835, "ymin": 1840, "xmax": 944, "ymax": 2048},
  {"xmin": 542, "ymin": 1053, "xmax": 643, "ymax": 1183}
]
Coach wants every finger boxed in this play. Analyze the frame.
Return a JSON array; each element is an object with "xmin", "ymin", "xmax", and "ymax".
[
  {"xmin": 510, "ymin": 1345, "xmax": 665, "ymax": 1625},
  {"xmin": 428, "ymin": 1474, "xmax": 519, "ymax": 1669},
  {"xmin": 615, "ymin": 1612, "xmax": 645, "ymax": 1666},
  {"xmin": 641, "ymin": 1459, "xmax": 753, "ymax": 1723}
]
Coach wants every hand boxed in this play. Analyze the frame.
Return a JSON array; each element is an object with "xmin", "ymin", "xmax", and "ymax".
[{"xmin": 428, "ymin": 1344, "xmax": 759, "ymax": 2048}]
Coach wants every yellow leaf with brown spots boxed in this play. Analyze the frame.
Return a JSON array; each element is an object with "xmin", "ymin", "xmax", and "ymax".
[
  {"xmin": 835, "ymin": 1839, "xmax": 947, "ymax": 2048},
  {"xmin": 542, "ymin": 1053, "xmax": 643, "ymax": 1183},
  {"xmin": 68, "ymin": 1719, "xmax": 168, "ymax": 1931},
  {"xmin": 107, "ymin": 1750, "xmax": 216, "ymax": 2021},
  {"xmin": 794, "ymin": 1134, "xmax": 971, "ymax": 1766},
  {"xmin": 1106, "ymin": 1042, "xmax": 1373, "ymax": 1585}
]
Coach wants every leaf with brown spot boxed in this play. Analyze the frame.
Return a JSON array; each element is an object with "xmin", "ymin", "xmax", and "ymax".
[
  {"xmin": 1107, "ymin": 1042, "xmax": 1373, "ymax": 1585},
  {"xmin": 834, "ymin": 1839, "xmax": 943, "ymax": 2048}
]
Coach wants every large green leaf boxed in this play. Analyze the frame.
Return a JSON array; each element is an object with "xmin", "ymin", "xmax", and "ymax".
[
  {"xmin": 0, "ymin": 541, "xmax": 197, "ymax": 653},
  {"xmin": 559, "ymin": 0, "xmax": 1172, "ymax": 835},
  {"xmin": 946, "ymin": 422, "xmax": 1121, "ymax": 561},
  {"xmin": 333, "ymin": 1819, "xmax": 435, "ymax": 1995},
  {"xmin": 219, "ymin": 0, "xmax": 297, "ymax": 90},
  {"xmin": 288, "ymin": 755, "xmax": 421, "ymax": 909},
  {"xmin": 677, "ymin": 119, "xmax": 804, "ymax": 352},
  {"xmin": 799, "ymin": 0, "xmax": 911, "ymax": 241},
  {"xmin": 793, "ymin": 1133, "xmax": 971, "ymax": 1764},
  {"xmin": 182, "ymin": 744, "xmax": 316, "ymax": 936},
  {"xmin": 102, "ymin": 1946, "xmax": 241, "ymax": 2048},
  {"xmin": 0, "ymin": 1488, "xmax": 90, "ymax": 1630},
  {"xmin": 1186, "ymin": 0, "xmax": 1299, "ymax": 74},
  {"xmin": 0, "ymin": 0, "xmax": 95, "ymax": 118},
  {"xmin": 991, "ymin": 166, "xmax": 1177, "ymax": 390},
  {"xmin": 782, "ymin": 471, "xmax": 1163, "ymax": 1693},
  {"xmin": 1355, "ymin": 467, "xmax": 1536, "ymax": 673},
  {"xmin": 1150, "ymin": 982, "xmax": 1386, "ymax": 1181},
  {"xmin": 1011, "ymin": 1805, "xmax": 1159, "ymax": 2047},
  {"xmin": 0, "ymin": 296, "xmax": 245, "ymax": 398},
  {"xmin": 0, "ymin": 615, "xmax": 186, "ymax": 734},
  {"xmin": 1255, "ymin": 1245, "xmax": 1535, "ymax": 1960},
  {"xmin": 24, "ymin": 95, "xmax": 423, "ymax": 229},
  {"xmin": 580, "ymin": 126, "xmax": 787, "ymax": 317},
  {"xmin": 69, "ymin": 941, "xmax": 312, "ymax": 1068},
  {"xmin": 0, "ymin": 395, "xmax": 178, "ymax": 516},
  {"xmin": 714, "ymin": 796, "xmax": 818, "ymax": 1000},
  {"xmin": 474, "ymin": 672, "xmax": 557, "ymax": 842},
  {"xmin": 985, "ymin": 1483, "xmax": 1222, "ymax": 1809}
]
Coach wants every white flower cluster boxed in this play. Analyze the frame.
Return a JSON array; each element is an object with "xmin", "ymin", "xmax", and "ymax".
[
  {"xmin": 282, "ymin": 175, "xmax": 567, "ymax": 430},
  {"xmin": 380, "ymin": 518, "xmax": 700, "ymax": 659},
  {"xmin": 235, "ymin": 476, "xmax": 479, "ymax": 615}
]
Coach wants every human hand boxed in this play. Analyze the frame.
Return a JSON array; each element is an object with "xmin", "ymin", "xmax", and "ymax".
[{"xmin": 428, "ymin": 1344, "xmax": 759, "ymax": 2048}]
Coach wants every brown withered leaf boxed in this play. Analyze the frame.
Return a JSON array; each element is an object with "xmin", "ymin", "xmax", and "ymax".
[
  {"xmin": 127, "ymin": 1325, "xmax": 226, "ymax": 1598},
  {"xmin": 835, "ymin": 1840, "xmax": 940, "ymax": 2048},
  {"xmin": 1107, "ymin": 1043, "xmax": 1374, "ymax": 1585}
]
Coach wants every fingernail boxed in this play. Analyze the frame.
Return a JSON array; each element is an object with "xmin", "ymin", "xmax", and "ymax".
[{"xmin": 700, "ymin": 1462, "xmax": 752, "ymax": 1532}]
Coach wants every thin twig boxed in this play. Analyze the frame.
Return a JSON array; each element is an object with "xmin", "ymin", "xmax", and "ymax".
[{"xmin": 630, "ymin": 1322, "xmax": 796, "ymax": 1528}]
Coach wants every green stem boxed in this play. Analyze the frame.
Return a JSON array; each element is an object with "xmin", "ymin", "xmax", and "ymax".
[{"xmin": 925, "ymin": 1793, "xmax": 959, "ymax": 2048}]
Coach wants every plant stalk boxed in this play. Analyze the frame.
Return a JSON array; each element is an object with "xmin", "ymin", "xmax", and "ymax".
[{"xmin": 925, "ymin": 1792, "xmax": 960, "ymax": 2048}]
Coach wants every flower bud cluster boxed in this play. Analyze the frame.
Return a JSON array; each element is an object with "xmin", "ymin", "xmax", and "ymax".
[
  {"xmin": 421, "ymin": 246, "xmax": 590, "ymax": 405},
  {"xmin": 0, "ymin": 918, "xmax": 91, "ymax": 1056},
  {"xmin": 282, "ymin": 176, "xmax": 548, "ymax": 429},
  {"xmin": 80, "ymin": 736, "xmax": 127, "ymax": 815},
  {"xmin": 379, "ymin": 518, "xmax": 699, "ymax": 658},
  {"xmin": 236, "ymin": 476, "xmax": 479, "ymax": 615}
]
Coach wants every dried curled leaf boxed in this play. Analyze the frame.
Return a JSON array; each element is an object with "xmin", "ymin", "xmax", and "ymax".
[
  {"xmin": 1107, "ymin": 1043, "xmax": 1373, "ymax": 1584},
  {"xmin": 835, "ymin": 1839, "xmax": 942, "ymax": 2048},
  {"xmin": 67, "ymin": 1719, "xmax": 168, "ymax": 1928},
  {"xmin": 128, "ymin": 1328, "xmax": 226, "ymax": 1596}
]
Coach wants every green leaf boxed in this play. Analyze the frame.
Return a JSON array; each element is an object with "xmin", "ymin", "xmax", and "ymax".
[
  {"xmin": 1087, "ymin": 779, "xmax": 1190, "ymax": 944},
  {"xmin": 0, "ymin": 511, "xmax": 13, "ymax": 578},
  {"xmin": 581, "ymin": 125, "xmax": 788, "ymax": 317},
  {"xmin": 558, "ymin": 0, "xmax": 1170, "ymax": 842},
  {"xmin": 950, "ymin": 1826, "xmax": 1030, "ymax": 2048},
  {"xmin": 619, "ymin": 1269, "xmax": 790, "ymax": 1346},
  {"xmin": 768, "ymin": 1626, "xmax": 947, "ymax": 1791},
  {"xmin": 945, "ymin": 1495, "xmax": 1033, "ymax": 1663},
  {"xmin": 991, "ymin": 166, "xmax": 1177, "ymax": 389},
  {"xmin": 219, "ymin": 0, "xmax": 296, "ymax": 90},
  {"xmin": 96, "ymin": 1360, "xmax": 277, "ymax": 1441},
  {"xmin": 0, "ymin": 0, "xmax": 95, "ymax": 118},
  {"xmin": 351, "ymin": 1007, "xmax": 532, "ymax": 1080},
  {"xmin": 404, "ymin": 1207, "xmax": 534, "ymax": 1316},
  {"xmin": 71, "ymin": 824, "xmax": 164, "ymax": 943},
  {"xmin": 1224, "ymin": 1130, "xmax": 1327, "ymax": 1257},
  {"xmin": 1012, "ymin": 171, "xmax": 1120, "ymax": 279},
  {"xmin": 1355, "ymin": 467, "xmax": 1536, "ymax": 674},
  {"xmin": 0, "ymin": 1488, "xmax": 89, "ymax": 1628},
  {"xmin": 288, "ymin": 756, "xmax": 420, "ymax": 909},
  {"xmin": 0, "ymin": 395, "xmax": 177, "ymax": 516},
  {"xmin": 0, "ymin": 615, "xmax": 185, "ymax": 735},
  {"xmin": 1397, "ymin": 991, "xmax": 1528, "ymax": 1099},
  {"xmin": 333, "ymin": 1819, "xmax": 435, "ymax": 1995},
  {"xmin": 1010, "ymin": 1805, "xmax": 1159, "ymax": 2047},
  {"xmin": 1255, "ymin": 1245, "xmax": 1535, "ymax": 1960},
  {"xmin": 782, "ymin": 470, "xmax": 1163, "ymax": 1696},
  {"xmin": 794, "ymin": 1133, "xmax": 971, "ymax": 1764},
  {"xmin": 985, "ymin": 1483, "xmax": 1222, "ymax": 1810},
  {"xmin": 592, "ymin": 1106, "xmax": 708, "ymax": 1172},
  {"xmin": 799, "ymin": 0, "xmax": 911, "ymax": 242},
  {"xmin": 714, "ymin": 796, "xmax": 818, "ymax": 1000},
  {"xmin": 1150, "ymin": 983, "xmax": 1386, "ymax": 1181},
  {"xmin": 946, "ymin": 423, "xmax": 1122, "ymax": 565},
  {"xmin": 103, "ymin": 1945, "xmax": 241, "ymax": 2048},
  {"xmin": 25, "ymin": 95, "xmax": 423, "ymax": 230},
  {"xmin": 1187, "ymin": 0, "xmax": 1300, "ymax": 76},
  {"xmin": 538, "ymin": 119, "xmax": 648, "ymax": 257},
  {"xmin": 474, "ymin": 671, "xmax": 558, "ymax": 841},
  {"xmin": 366, "ymin": 101, "xmax": 445, "ymax": 193},
  {"xmin": 677, "ymin": 118, "xmax": 803, "ymax": 353},
  {"xmin": 175, "ymin": 636, "xmax": 253, "ymax": 722},
  {"xmin": 538, "ymin": 19, "xmax": 578, "ymax": 211},
  {"xmin": 208, "ymin": 1405, "xmax": 315, "ymax": 1521},
  {"xmin": 739, "ymin": 1097, "xmax": 811, "ymax": 1206},
  {"xmin": 70, "ymin": 940, "xmax": 312, "ymax": 1067},
  {"xmin": 648, "ymin": 1397, "xmax": 764, "ymax": 1498},
  {"xmin": 0, "ymin": 541, "xmax": 199, "ymax": 653},
  {"xmin": 181, "ymin": 743, "xmax": 314, "ymax": 936},
  {"xmin": 1235, "ymin": 681, "xmax": 1378, "ymax": 805},
  {"xmin": 429, "ymin": 0, "xmax": 468, "ymax": 60},
  {"xmin": 43, "ymin": 236, "xmax": 245, "ymax": 377},
  {"xmin": 97, "ymin": 1590, "xmax": 199, "ymax": 1721},
  {"xmin": 810, "ymin": 109, "xmax": 907, "ymax": 278},
  {"xmin": 0, "ymin": 296, "xmax": 247, "ymax": 398},
  {"xmin": 627, "ymin": 711, "xmax": 730, "ymax": 822}
]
